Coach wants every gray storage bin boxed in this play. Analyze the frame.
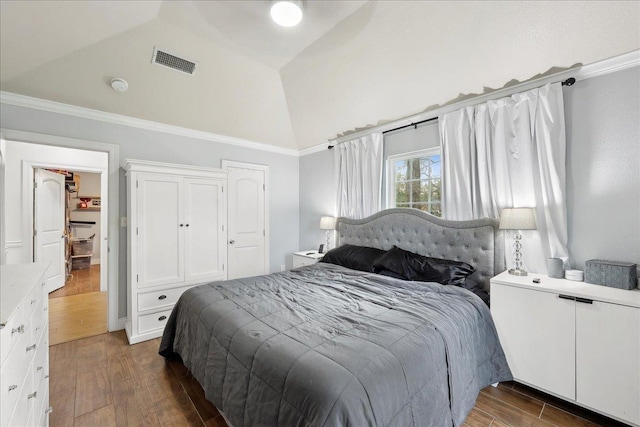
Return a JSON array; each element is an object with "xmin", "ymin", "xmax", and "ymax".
[{"xmin": 585, "ymin": 259, "xmax": 637, "ymax": 290}]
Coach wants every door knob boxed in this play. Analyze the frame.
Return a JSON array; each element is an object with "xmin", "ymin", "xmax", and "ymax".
[{"xmin": 229, "ymin": 240, "xmax": 235, "ymax": 244}]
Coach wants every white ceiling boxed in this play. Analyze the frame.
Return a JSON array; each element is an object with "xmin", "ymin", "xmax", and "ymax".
[{"xmin": 1, "ymin": 1, "xmax": 638, "ymax": 151}]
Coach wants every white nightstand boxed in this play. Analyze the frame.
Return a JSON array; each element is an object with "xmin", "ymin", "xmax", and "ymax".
[
  {"xmin": 292, "ymin": 251, "xmax": 325, "ymax": 268},
  {"xmin": 490, "ymin": 271, "xmax": 640, "ymax": 426}
]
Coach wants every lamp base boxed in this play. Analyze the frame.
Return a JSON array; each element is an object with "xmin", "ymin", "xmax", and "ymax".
[{"xmin": 508, "ymin": 268, "xmax": 528, "ymax": 276}]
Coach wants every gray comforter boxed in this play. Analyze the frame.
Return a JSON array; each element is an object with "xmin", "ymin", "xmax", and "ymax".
[{"xmin": 159, "ymin": 263, "xmax": 511, "ymax": 427}]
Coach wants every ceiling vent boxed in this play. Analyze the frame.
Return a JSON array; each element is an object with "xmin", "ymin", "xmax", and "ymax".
[{"xmin": 151, "ymin": 47, "xmax": 198, "ymax": 75}]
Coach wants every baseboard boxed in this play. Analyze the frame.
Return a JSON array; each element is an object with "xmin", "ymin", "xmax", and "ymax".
[{"xmin": 116, "ymin": 317, "xmax": 127, "ymax": 331}]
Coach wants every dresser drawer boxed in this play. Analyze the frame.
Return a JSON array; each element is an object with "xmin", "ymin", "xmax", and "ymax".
[
  {"xmin": 33, "ymin": 324, "xmax": 49, "ymax": 390},
  {"xmin": 8, "ymin": 361, "xmax": 34, "ymax": 427},
  {"xmin": 0, "ymin": 331, "xmax": 27, "ymax": 426},
  {"xmin": 138, "ymin": 286, "xmax": 191, "ymax": 312},
  {"xmin": 138, "ymin": 309, "xmax": 173, "ymax": 334},
  {"xmin": 36, "ymin": 382, "xmax": 50, "ymax": 427},
  {"xmin": 0, "ymin": 303, "xmax": 27, "ymax": 366}
]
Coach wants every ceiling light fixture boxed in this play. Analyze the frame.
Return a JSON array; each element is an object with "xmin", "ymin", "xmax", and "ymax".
[
  {"xmin": 270, "ymin": 1, "xmax": 302, "ymax": 27},
  {"xmin": 110, "ymin": 78, "xmax": 128, "ymax": 92}
]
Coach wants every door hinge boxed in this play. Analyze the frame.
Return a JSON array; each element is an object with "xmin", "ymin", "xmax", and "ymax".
[
  {"xmin": 136, "ymin": 274, "xmax": 139, "ymax": 282},
  {"xmin": 222, "ymin": 264, "xmax": 225, "ymax": 271},
  {"xmin": 263, "ymin": 184, "xmax": 265, "ymax": 191},
  {"xmin": 136, "ymin": 180, "xmax": 138, "ymax": 189},
  {"xmin": 34, "ymin": 230, "xmax": 37, "ymax": 236},
  {"xmin": 136, "ymin": 227, "xmax": 139, "ymax": 235},
  {"xmin": 263, "ymin": 229, "xmax": 265, "ymax": 236},
  {"xmin": 222, "ymin": 186, "xmax": 224, "ymax": 193},
  {"xmin": 34, "ymin": 181, "xmax": 38, "ymax": 189},
  {"xmin": 222, "ymin": 225, "xmax": 224, "ymax": 232}
]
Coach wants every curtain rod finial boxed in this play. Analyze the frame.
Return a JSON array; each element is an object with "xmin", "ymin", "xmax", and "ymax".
[{"xmin": 562, "ymin": 77, "xmax": 576, "ymax": 86}]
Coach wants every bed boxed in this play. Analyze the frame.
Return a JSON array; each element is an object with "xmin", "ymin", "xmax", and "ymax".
[{"xmin": 159, "ymin": 208, "xmax": 512, "ymax": 426}]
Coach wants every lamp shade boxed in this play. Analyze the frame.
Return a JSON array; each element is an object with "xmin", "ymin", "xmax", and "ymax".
[
  {"xmin": 319, "ymin": 216, "xmax": 336, "ymax": 230},
  {"xmin": 499, "ymin": 208, "xmax": 537, "ymax": 230}
]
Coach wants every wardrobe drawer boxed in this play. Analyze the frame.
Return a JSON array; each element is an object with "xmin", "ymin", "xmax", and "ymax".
[
  {"xmin": 36, "ymin": 382, "xmax": 50, "ymax": 427},
  {"xmin": 138, "ymin": 286, "xmax": 191, "ymax": 312},
  {"xmin": 138, "ymin": 309, "xmax": 173, "ymax": 334}
]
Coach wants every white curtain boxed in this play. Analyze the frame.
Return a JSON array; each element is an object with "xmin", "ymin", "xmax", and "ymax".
[
  {"xmin": 439, "ymin": 83, "xmax": 569, "ymax": 274},
  {"xmin": 335, "ymin": 133, "xmax": 383, "ymax": 219}
]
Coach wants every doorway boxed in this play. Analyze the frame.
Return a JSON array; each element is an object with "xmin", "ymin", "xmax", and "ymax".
[
  {"xmin": 38, "ymin": 170, "xmax": 107, "ymax": 344},
  {"xmin": 1, "ymin": 129, "xmax": 119, "ymax": 343},
  {"xmin": 33, "ymin": 167, "xmax": 108, "ymax": 345}
]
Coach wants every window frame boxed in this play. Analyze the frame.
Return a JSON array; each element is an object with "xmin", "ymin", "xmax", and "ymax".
[{"xmin": 386, "ymin": 147, "xmax": 442, "ymax": 215}]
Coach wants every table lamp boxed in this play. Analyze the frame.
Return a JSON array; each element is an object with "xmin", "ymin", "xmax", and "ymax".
[
  {"xmin": 319, "ymin": 216, "xmax": 336, "ymax": 253},
  {"xmin": 499, "ymin": 208, "xmax": 537, "ymax": 276}
]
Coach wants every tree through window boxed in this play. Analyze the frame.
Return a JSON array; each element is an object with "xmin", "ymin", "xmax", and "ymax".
[{"xmin": 387, "ymin": 149, "xmax": 441, "ymax": 216}]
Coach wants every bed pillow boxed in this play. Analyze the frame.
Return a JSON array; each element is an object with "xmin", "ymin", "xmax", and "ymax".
[
  {"xmin": 373, "ymin": 246, "xmax": 475, "ymax": 286},
  {"xmin": 320, "ymin": 244, "xmax": 386, "ymax": 272}
]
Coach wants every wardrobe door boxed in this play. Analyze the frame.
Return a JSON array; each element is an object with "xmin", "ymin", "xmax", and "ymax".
[
  {"xmin": 137, "ymin": 173, "xmax": 184, "ymax": 288},
  {"xmin": 183, "ymin": 177, "xmax": 226, "ymax": 282}
]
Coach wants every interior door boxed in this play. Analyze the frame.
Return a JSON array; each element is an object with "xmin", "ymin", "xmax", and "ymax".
[
  {"xmin": 184, "ymin": 177, "xmax": 226, "ymax": 282},
  {"xmin": 226, "ymin": 165, "xmax": 266, "ymax": 279},
  {"xmin": 137, "ymin": 173, "xmax": 183, "ymax": 288},
  {"xmin": 34, "ymin": 168, "xmax": 66, "ymax": 293}
]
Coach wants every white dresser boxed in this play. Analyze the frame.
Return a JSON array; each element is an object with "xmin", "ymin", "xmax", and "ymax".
[
  {"xmin": 292, "ymin": 251, "xmax": 325, "ymax": 268},
  {"xmin": 124, "ymin": 160, "xmax": 228, "ymax": 344},
  {"xmin": 491, "ymin": 271, "xmax": 640, "ymax": 426},
  {"xmin": 0, "ymin": 262, "xmax": 51, "ymax": 427}
]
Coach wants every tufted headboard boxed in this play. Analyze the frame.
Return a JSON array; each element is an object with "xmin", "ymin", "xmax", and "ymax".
[{"xmin": 335, "ymin": 208, "xmax": 505, "ymax": 290}]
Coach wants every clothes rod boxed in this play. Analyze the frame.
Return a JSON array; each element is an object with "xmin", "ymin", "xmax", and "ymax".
[{"xmin": 328, "ymin": 76, "xmax": 575, "ymax": 149}]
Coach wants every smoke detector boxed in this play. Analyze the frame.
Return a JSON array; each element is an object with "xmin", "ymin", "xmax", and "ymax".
[{"xmin": 110, "ymin": 78, "xmax": 128, "ymax": 92}]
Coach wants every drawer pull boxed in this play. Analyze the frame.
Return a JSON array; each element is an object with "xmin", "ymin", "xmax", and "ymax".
[
  {"xmin": 42, "ymin": 282, "xmax": 46, "ymax": 287},
  {"xmin": 576, "ymin": 297, "xmax": 594, "ymax": 304},
  {"xmin": 45, "ymin": 407, "xmax": 54, "ymax": 414},
  {"xmin": 31, "ymin": 299, "xmax": 37, "ymax": 305},
  {"xmin": 158, "ymin": 315, "xmax": 167, "ymax": 321},
  {"xmin": 8, "ymin": 385, "xmax": 17, "ymax": 392},
  {"xmin": 28, "ymin": 391, "xmax": 37, "ymax": 399},
  {"xmin": 12, "ymin": 324, "xmax": 25, "ymax": 335},
  {"xmin": 158, "ymin": 295, "xmax": 167, "ymax": 300},
  {"xmin": 45, "ymin": 374, "xmax": 49, "ymax": 379},
  {"xmin": 26, "ymin": 344, "xmax": 37, "ymax": 351},
  {"xmin": 558, "ymin": 294, "xmax": 575, "ymax": 301},
  {"xmin": 37, "ymin": 366, "xmax": 43, "ymax": 371}
]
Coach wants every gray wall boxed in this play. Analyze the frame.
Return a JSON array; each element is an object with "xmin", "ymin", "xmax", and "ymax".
[
  {"xmin": 564, "ymin": 66, "xmax": 639, "ymax": 270},
  {"xmin": 0, "ymin": 105, "xmax": 300, "ymax": 318},
  {"xmin": 300, "ymin": 66, "xmax": 640, "ymax": 273}
]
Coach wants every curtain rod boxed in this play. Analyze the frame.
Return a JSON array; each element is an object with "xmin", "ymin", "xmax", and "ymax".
[{"xmin": 327, "ymin": 77, "xmax": 576, "ymax": 150}]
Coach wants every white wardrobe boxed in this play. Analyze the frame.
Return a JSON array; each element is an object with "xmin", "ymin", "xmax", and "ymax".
[{"xmin": 124, "ymin": 160, "xmax": 227, "ymax": 344}]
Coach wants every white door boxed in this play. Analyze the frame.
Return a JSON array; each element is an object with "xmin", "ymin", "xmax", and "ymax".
[
  {"xmin": 34, "ymin": 169, "xmax": 66, "ymax": 293},
  {"xmin": 576, "ymin": 300, "xmax": 640, "ymax": 425},
  {"xmin": 225, "ymin": 164, "xmax": 267, "ymax": 279},
  {"xmin": 184, "ymin": 177, "xmax": 226, "ymax": 282},
  {"xmin": 137, "ymin": 174, "xmax": 184, "ymax": 288}
]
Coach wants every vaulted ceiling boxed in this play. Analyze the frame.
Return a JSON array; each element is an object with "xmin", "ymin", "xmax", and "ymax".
[{"xmin": 1, "ymin": 1, "xmax": 638, "ymax": 151}]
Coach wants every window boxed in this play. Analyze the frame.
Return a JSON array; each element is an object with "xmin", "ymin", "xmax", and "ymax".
[{"xmin": 387, "ymin": 148, "xmax": 441, "ymax": 216}]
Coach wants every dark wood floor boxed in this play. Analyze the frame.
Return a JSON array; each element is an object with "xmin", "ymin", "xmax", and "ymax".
[{"xmin": 49, "ymin": 330, "xmax": 628, "ymax": 427}]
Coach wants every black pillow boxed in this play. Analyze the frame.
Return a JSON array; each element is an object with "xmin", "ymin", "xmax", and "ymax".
[
  {"xmin": 320, "ymin": 244, "xmax": 386, "ymax": 272},
  {"xmin": 373, "ymin": 246, "xmax": 475, "ymax": 286}
]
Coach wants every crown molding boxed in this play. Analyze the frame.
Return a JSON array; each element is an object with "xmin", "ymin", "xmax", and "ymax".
[
  {"xmin": 298, "ymin": 142, "xmax": 332, "ymax": 157},
  {"xmin": 0, "ymin": 91, "xmax": 300, "ymax": 157},
  {"xmin": 318, "ymin": 49, "xmax": 640, "ymax": 149}
]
